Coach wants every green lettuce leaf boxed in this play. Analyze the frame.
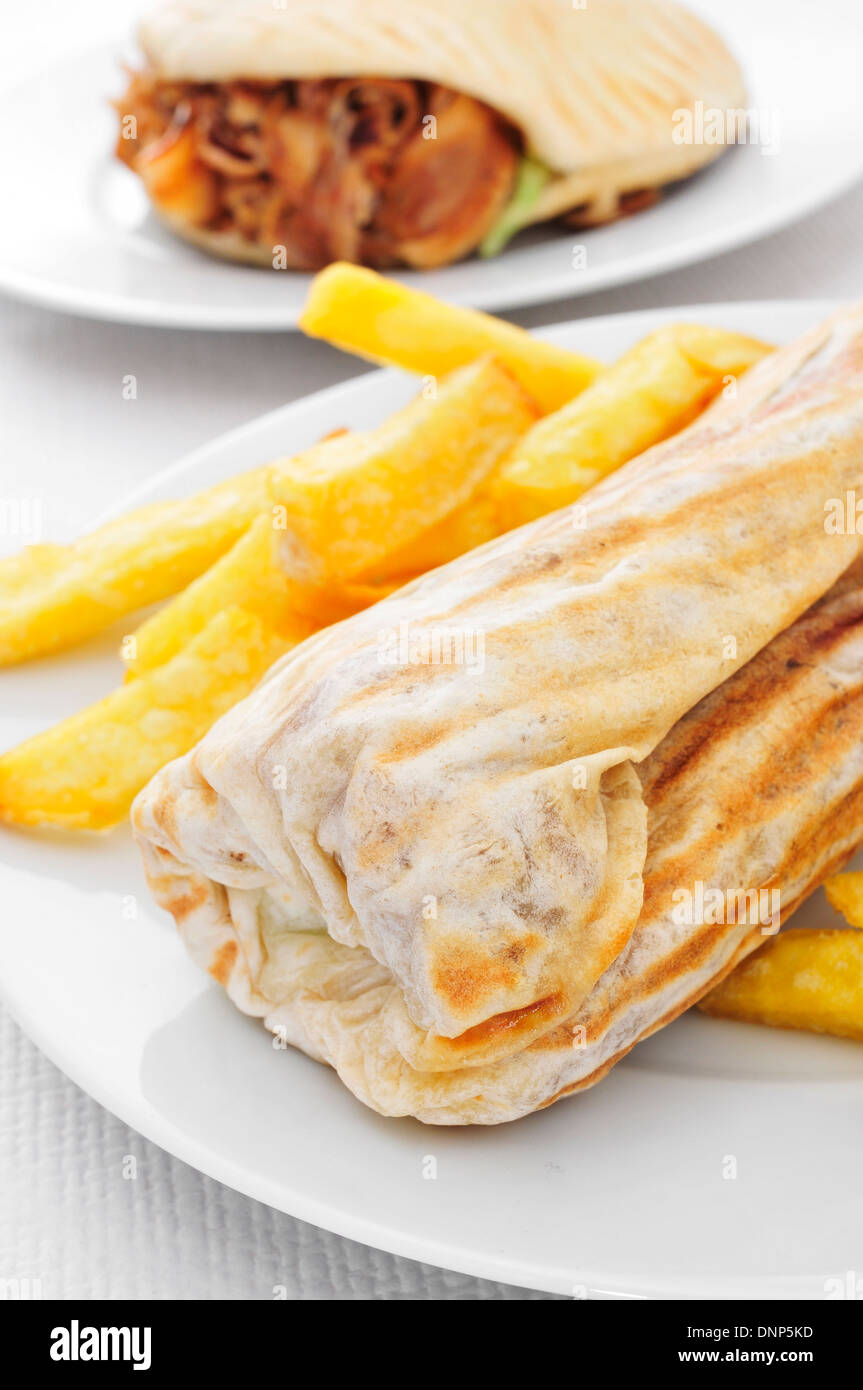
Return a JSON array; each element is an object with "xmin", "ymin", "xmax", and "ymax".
[{"xmin": 478, "ymin": 155, "xmax": 553, "ymax": 259}]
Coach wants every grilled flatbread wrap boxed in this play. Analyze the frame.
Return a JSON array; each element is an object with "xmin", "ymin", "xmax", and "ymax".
[
  {"xmin": 134, "ymin": 302, "xmax": 863, "ymax": 1121},
  {"xmin": 136, "ymin": 562, "xmax": 863, "ymax": 1122},
  {"xmin": 117, "ymin": 0, "xmax": 746, "ymax": 268}
]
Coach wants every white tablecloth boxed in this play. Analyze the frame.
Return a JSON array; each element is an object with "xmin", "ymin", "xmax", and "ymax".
[{"xmin": 3, "ymin": 0, "xmax": 863, "ymax": 1301}]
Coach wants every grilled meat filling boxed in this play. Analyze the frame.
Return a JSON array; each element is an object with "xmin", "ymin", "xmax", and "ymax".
[{"xmin": 116, "ymin": 71, "xmax": 523, "ymax": 269}]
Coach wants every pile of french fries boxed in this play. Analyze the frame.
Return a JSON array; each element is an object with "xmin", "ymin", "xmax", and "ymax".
[
  {"xmin": 8, "ymin": 262, "xmax": 862, "ymax": 1048},
  {"xmin": 0, "ymin": 262, "xmax": 768, "ymax": 830}
]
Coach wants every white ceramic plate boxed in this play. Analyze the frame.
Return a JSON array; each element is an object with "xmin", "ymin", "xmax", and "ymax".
[
  {"xmin": 3, "ymin": 300, "xmax": 863, "ymax": 1300},
  {"xmin": 1, "ymin": 0, "xmax": 863, "ymax": 329}
]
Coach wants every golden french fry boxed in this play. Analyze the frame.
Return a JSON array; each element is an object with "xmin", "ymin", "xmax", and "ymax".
[
  {"xmin": 824, "ymin": 871, "xmax": 863, "ymax": 928},
  {"xmin": 126, "ymin": 514, "xmax": 410, "ymax": 676},
  {"xmin": 336, "ymin": 576, "xmax": 413, "ymax": 608},
  {"xmin": 0, "ymin": 607, "xmax": 293, "ymax": 830},
  {"xmin": 126, "ymin": 515, "xmax": 316, "ymax": 675},
  {"xmin": 0, "ymin": 543, "xmax": 68, "ymax": 596},
  {"xmin": 668, "ymin": 322, "xmax": 770, "ymax": 378},
  {"xmin": 699, "ymin": 929, "xmax": 863, "ymax": 1042},
  {"xmin": 270, "ymin": 357, "xmax": 538, "ymax": 584},
  {"xmin": 0, "ymin": 469, "xmax": 273, "ymax": 666},
  {"xmin": 491, "ymin": 325, "xmax": 772, "ymax": 529},
  {"xmin": 363, "ymin": 491, "xmax": 500, "ymax": 583},
  {"xmin": 300, "ymin": 263, "xmax": 600, "ymax": 413}
]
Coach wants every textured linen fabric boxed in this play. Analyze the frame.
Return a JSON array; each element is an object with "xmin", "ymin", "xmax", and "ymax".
[{"xmin": 0, "ymin": 1008, "xmax": 556, "ymax": 1300}]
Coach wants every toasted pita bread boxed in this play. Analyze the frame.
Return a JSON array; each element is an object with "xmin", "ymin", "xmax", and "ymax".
[{"xmin": 138, "ymin": 0, "xmax": 747, "ymax": 231}]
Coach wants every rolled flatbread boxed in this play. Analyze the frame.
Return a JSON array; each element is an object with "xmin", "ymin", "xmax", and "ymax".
[
  {"xmin": 139, "ymin": 560, "xmax": 863, "ymax": 1122},
  {"xmin": 134, "ymin": 302, "xmax": 863, "ymax": 1121}
]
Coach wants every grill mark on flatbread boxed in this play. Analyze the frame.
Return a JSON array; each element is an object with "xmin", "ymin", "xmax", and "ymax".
[
  {"xmin": 642, "ymin": 586, "xmax": 863, "ymax": 805},
  {"xmin": 536, "ymin": 926, "xmax": 766, "ymax": 1108},
  {"xmin": 538, "ymin": 834, "xmax": 863, "ymax": 1109}
]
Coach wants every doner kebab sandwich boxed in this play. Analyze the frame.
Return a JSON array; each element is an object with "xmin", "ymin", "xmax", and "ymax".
[
  {"xmin": 134, "ymin": 304, "xmax": 863, "ymax": 1124},
  {"xmin": 116, "ymin": 0, "xmax": 746, "ymax": 269}
]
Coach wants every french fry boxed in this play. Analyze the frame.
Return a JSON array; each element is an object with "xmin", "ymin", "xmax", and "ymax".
[
  {"xmin": 0, "ymin": 468, "xmax": 272, "ymax": 666},
  {"xmin": 336, "ymin": 576, "xmax": 413, "ymax": 609},
  {"xmin": 300, "ymin": 263, "xmax": 600, "ymax": 412},
  {"xmin": 0, "ymin": 607, "xmax": 293, "ymax": 830},
  {"xmin": 668, "ymin": 323, "xmax": 770, "ymax": 378},
  {"xmin": 126, "ymin": 514, "xmax": 407, "ymax": 675},
  {"xmin": 699, "ymin": 929, "xmax": 863, "ymax": 1042},
  {"xmin": 126, "ymin": 516, "xmax": 315, "ymax": 675},
  {"xmin": 824, "ymin": 871, "xmax": 863, "ymax": 928},
  {"xmin": 0, "ymin": 543, "xmax": 68, "ymax": 596},
  {"xmin": 270, "ymin": 357, "xmax": 538, "ymax": 584},
  {"xmin": 363, "ymin": 491, "xmax": 500, "ymax": 584},
  {"xmin": 491, "ymin": 325, "xmax": 771, "ymax": 529}
]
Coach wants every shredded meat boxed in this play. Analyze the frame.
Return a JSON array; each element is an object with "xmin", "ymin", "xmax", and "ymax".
[{"xmin": 116, "ymin": 71, "xmax": 521, "ymax": 269}]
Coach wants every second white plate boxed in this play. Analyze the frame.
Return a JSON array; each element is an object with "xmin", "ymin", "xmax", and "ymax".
[
  {"xmin": 2, "ymin": 299, "xmax": 863, "ymax": 1299},
  {"xmin": 1, "ymin": 0, "xmax": 862, "ymax": 328}
]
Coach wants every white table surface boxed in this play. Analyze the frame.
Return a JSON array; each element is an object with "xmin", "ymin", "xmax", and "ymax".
[{"xmin": 3, "ymin": 0, "xmax": 863, "ymax": 1301}]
